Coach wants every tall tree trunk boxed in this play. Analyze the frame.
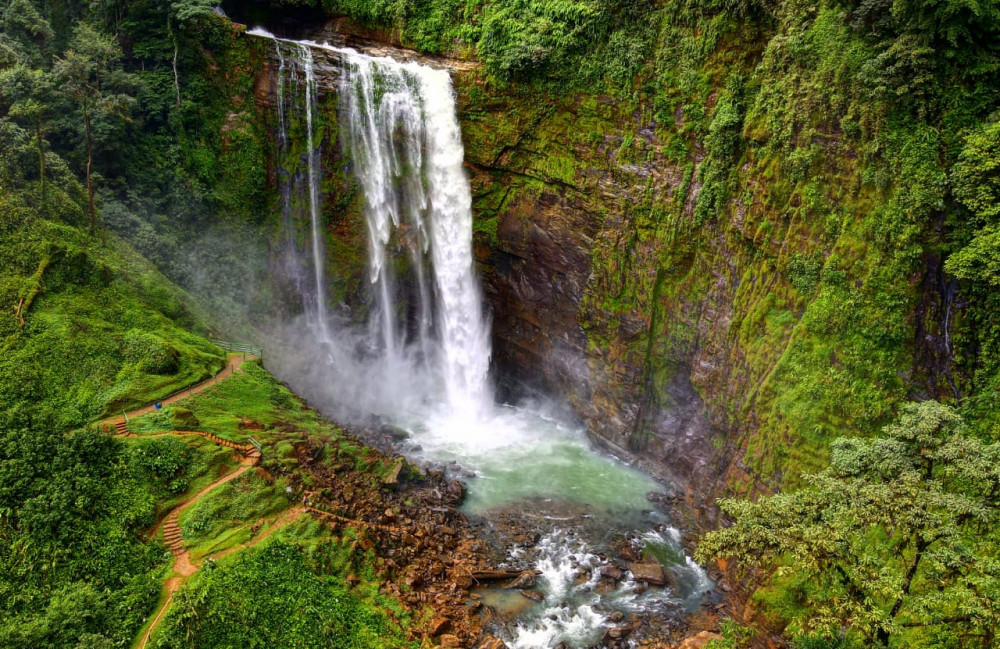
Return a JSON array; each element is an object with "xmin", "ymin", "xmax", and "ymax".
[
  {"xmin": 173, "ymin": 41, "xmax": 180, "ymax": 106},
  {"xmin": 36, "ymin": 123, "xmax": 46, "ymax": 215},
  {"xmin": 877, "ymin": 536, "xmax": 932, "ymax": 648},
  {"xmin": 85, "ymin": 110, "xmax": 95, "ymax": 234}
]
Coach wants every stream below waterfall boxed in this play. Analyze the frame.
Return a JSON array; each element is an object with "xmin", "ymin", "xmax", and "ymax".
[
  {"xmin": 398, "ymin": 404, "xmax": 714, "ymax": 648},
  {"xmin": 249, "ymin": 27, "xmax": 713, "ymax": 648}
]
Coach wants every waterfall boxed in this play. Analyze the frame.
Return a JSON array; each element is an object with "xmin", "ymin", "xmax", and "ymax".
[
  {"xmin": 249, "ymin": 30, "xmax": 712, "ymax": 649},
  {"xmin": 337, "ymin": 49, "xmax": 492, "ymax": 420},
  {"xmin": 251, "ymin": 28, "xmax": 492, "ymax": 421},
  {"xmin": 300, "ymin": 43, "xmax": 332, "ymax": 344},
  {"xmin": 269, "ymin": 35, "xmax": 328, "ymax": 341}
]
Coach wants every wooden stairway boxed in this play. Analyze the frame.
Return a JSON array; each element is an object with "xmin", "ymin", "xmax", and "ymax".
[
  {"xmin": 114, "ymin": 420, "xmax": 133, "ymax": 437},
  {"xmin": 162, "ymin": 514, "xmax": 185, "ymax": 557}
]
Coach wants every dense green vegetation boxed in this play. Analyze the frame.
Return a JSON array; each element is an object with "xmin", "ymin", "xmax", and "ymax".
[
  {"xmin": 0, "ymin": 4, "xmax": 399, "ymax": 646},
  {"xmin": 1, "ymin": 8, "xmax": 246, "ymax": 642},
  {"xmin": 0, "ymin": 216, "xmax": 226, "ymax": 431},
  {"xmin": 0, "ymin": 420, "xmax": 238, "ymax": 648},
  {"xmin": 152, "ymin": 537, "xmax": 410, "ymax": 649},
  {"xmin": 0, "ymin": 352, "xmax": 408, "ymax": 647},
  {"xmin": 319, "ymin": 0, "xmax": 655, "ymax": 86},
  {"xmin": 4, "ymin": 0, "xmax": 1000, "ymax": 647},
  {"xmin": 699, "ymin": 402, "xmax": 1000, "ymax": 647}
]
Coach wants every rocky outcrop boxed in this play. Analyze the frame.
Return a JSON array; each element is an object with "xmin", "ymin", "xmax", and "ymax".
[
  {"xmin": 675, "ymin": 631, "xmax": 723, "ymax": 649},
  {"xmin": 457, "ymin": 82, "xmax": 724, "ymax": 511},
  {"xmin": 630, "ymin": 562, "xmax": 667, "ymax": 586}
]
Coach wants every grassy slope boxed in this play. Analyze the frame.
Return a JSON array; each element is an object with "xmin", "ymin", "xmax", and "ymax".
[
  {"xmin": 122, "ymin": 362, "xmax": 411, "ymax": 649},
  {"xmin": 0, "ymin": 206, "xmax": 233, "ymax": 646},
  {"xmin": 0, "ymin": 214, "xmax": 226, "ymax": 431}
]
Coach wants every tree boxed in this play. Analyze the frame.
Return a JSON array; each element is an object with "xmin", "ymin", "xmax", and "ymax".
[
  {"xmin": 52, "ymin": 23, "xmax": 137, "ymax": 235},
  {"xmin": 0, "ymin": 65, "xmax": 55, "ymax": 212},
  {"xmin": 167, "ymin": 0, "xmax": 216, "ymax": 106},
  {"xmin": 946, "ymin": 120, "xmax": 1000, "ymax": 286},
  {"xmin": 476, "ymin": 0, "xmax": 602, "ymax": 80},
  {"xmin": 951, "ymin": 120, "xmax": 1000, "ymax": 224},
  {"xmin": 891, "ymin": 0, "xmax": 1000, "ymax": 48},
  {"xmin": 1, "ymin": 0, "xmax": 54, "ymax": 60},
  {"xmin": 89, "ymin": 0, "xmax": 129, "ymax": 38},
  {"xmin": 698, "ymin": 402, "xmax": 1000, "ymax": 648}
]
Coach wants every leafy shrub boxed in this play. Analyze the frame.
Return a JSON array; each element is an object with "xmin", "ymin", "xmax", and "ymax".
[
  {"xmin": 0, "ymin": 425, "xmax": 165, "ymax": 648},
  {"xmin": 128, "ymin": 436, "xmax": 194, "ymax": 494},
  {"xmin": 122, "ymin": 329, "xmax": 181, "ymax": 375},
  {"xmin": 787, "ymin": 253, "xmax": 822, "ymax": 296},
  {"xmin": 476, "ymin": 0, "xmax": 600, "ymax": 80},
  {"xmin": 603, "ymin": 28, "xmax": 649, "ymax": 88},
  {"xmin": 152, "ymin": 541, "xmax": 406, "ymax": 648}
]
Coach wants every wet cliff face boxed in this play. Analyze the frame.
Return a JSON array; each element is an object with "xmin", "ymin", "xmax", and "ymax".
[
  {"xmin": 250, "ymin": 37, "xmax": 723, "ymax": 507},
  {"xmin": 456, "ymin": 85, "xmax": 723, "ymax": 509}
]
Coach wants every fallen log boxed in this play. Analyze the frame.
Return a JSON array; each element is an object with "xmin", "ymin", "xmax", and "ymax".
[{"xmin": 471, "ymin": 569, "xmax": 542, "ymax": 581}]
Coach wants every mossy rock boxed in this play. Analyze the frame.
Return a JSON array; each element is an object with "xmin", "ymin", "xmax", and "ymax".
[{"xmin": 170, "ymin": 407, "xmax": 200, "ymax": 430}]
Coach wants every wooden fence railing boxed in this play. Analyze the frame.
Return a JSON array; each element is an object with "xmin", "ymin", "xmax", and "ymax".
[{"xmin": 212, "ymin": 340, "xmax": 263, "ymax": 357}]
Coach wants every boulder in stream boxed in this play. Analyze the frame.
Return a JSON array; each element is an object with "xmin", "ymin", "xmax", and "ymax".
[
  {"xmin": 507, "ymin": 570, "xmax": 536, "ymax": 589},
  {"xmin": 629, "ymin": 562, "xmax": 666, "ymax": 585},
  {"xmin": 600, "ymin": 565, "xmax": 624, "ymax": 582},
  {"xmin": 381, "ymin": 424, "xmax": 410, "ymax": 441},
  {"xmin": 444, "ymin": 479, "xmax": 467, "ymax": 505},
  {"xmin": 518, "ymin": 589, "xmax": 544, "ymax": 602},
  {"xmin": 476, "ymin": 635, "xmax": 508, "ymax": 649}
]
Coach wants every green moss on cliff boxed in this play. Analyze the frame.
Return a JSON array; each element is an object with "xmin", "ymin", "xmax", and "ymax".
[{"xmin": 445, "ymin": 0, "xmax": 1000, "ymax": 494}]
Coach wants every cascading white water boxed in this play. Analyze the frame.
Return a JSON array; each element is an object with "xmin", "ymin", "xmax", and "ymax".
[
  {"xmin": 268, "ymin": 34, "xmax": 329, "ymax": 339},
  {"xmin": 253, "ymin": 27, "xmax": 491, "ymax": 421},
  {"xmin": 337, "ymin": 49, "xmax": 492, "ymax": 420},
  {"xmin": 300, "ymin": 43, "xmax": 332, "ymax": 344}
]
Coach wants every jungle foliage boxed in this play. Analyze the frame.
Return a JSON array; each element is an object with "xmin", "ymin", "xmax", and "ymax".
[
  {"xmin": 699, "ymin": 402, "xmax": 1000, "ymax": 648},
  {"xmin": 0, "ymin": 3, "xmax": 274, "ymax": 646},
  {"xmin": 151, "ymin": 539, "xmax": 410, "ymax": 649},
  {"xmin": 0, "ymin": 422, "xmax": 224, "ymax": 648}
]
